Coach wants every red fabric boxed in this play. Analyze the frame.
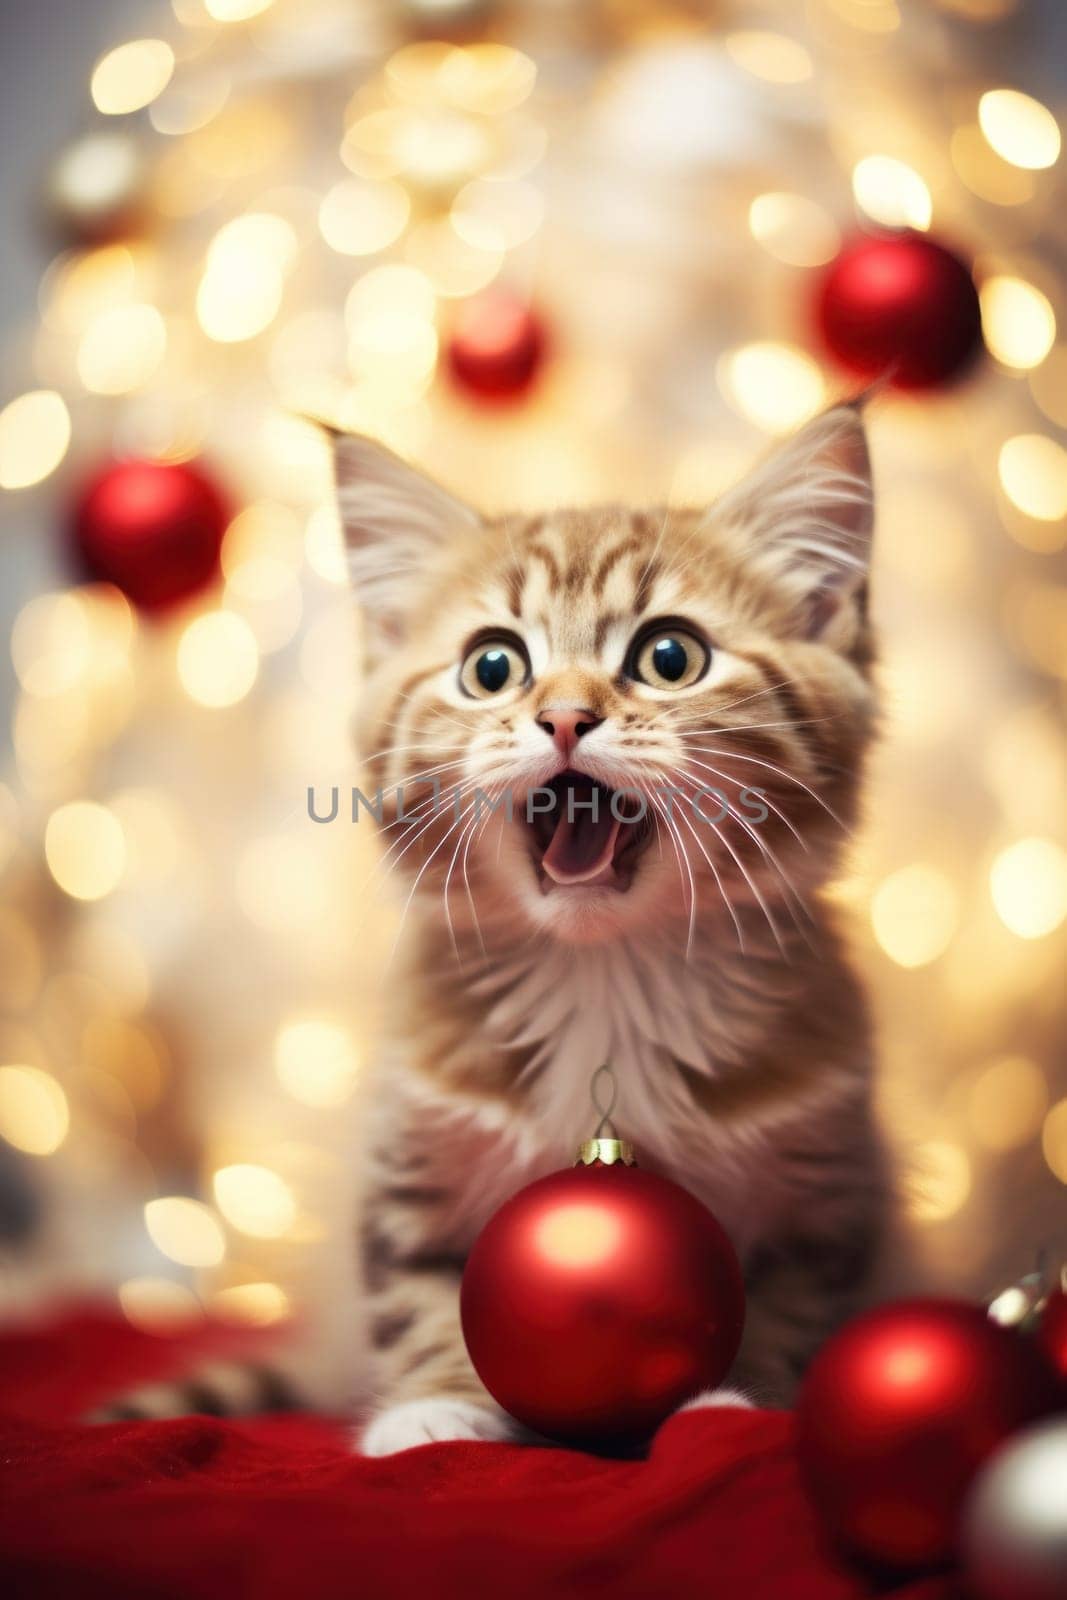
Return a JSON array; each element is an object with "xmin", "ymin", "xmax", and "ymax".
[{"xmin": 0, "ymin": 1311, "xmax": 962, "ymax": 1600}]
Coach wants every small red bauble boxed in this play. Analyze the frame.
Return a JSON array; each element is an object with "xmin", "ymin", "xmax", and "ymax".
[
  {"xmin": 815, "ymin": 232, "xmax": 982, "ymax": 390},
  {"xmin": 461, "ymin": 1157, "xmax": 744, "ymax": 1447},
  {"xmin": 1036, "ymin": 1287, "xmax": 1067, "ymax": 1392},
  {"xmin": 70, "ymin": 458, "xmax": 230, "ymax": 614},
  {"xmin": 796, "ymin": 1299, "xmax": 1057, "ymax": 1570},
  {"xmin": 446, "ymin": 290, "xmax": 546, "ymax": 403}
]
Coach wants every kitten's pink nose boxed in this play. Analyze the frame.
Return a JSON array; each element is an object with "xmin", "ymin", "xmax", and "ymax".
[{"xmin": 536, "ymin": 706, "xmax": 603, "ymax": 759}]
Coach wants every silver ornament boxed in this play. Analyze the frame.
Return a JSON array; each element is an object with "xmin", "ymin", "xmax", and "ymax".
[{"xmin": 962, "ymin": 1416, "xmax": 1067, "ymax": 1600}]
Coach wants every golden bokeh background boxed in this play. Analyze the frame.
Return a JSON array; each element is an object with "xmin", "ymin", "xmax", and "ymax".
[{"xmin": 0, "ymin": 0, "xmax": 1064, "ymax": 1333}]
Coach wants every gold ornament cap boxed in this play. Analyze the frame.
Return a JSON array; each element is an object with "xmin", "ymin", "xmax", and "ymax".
[
  {"xmin": 576, "ymin": 1067, "xmax": 634, "ymax": 1165},
  {"xmin": 576, "ymin": 1136, "xmax": 636, "ymax": 1167}
]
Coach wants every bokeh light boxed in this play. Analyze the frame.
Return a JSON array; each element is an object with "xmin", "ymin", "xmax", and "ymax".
[
  {"xmin": 197, "ymin": 213, "xmax": 297, "ymax": 343},
  {"xmin": 979, "ymin": 276, "xmax": 1056, "ymax": 369},
  {"xmin": 978, "ymin": 88, "xmax": 1061, "ymax": 170},
  {"xmin": 718, "ymin": 343, "xmax": 825, "ymax": 435},
  {"xmin": 77, "ymin": 304, "xmax": 167, "ymax": 394},
  {"xmin": 176, "ymin": 612, "xmax": 259, "ymax": 708},
  {"xmin": 0, "ymin": 391, "xmax": 71, "ymax": 491},
  {"xmin": 91, "ymin": 39, "xmax": 175, "ymax": 116},
  {"xmin": 119, "ymin": 1277, "xmax": 204, "ymax": 1333},
  {"xmin": 968, "ymin": 1056, "xmax": 1048, "ymax": 1151},
  {"xmin": 998, "ymin": 434, "xmax": 1067, "ymax": 520},
  {"xmin": 213, "ymin": 1164, "xmax": 296, "ymax": 1237},
  {"xmin": 724, "ymin": 31, "xmax": 813, "ymax": 83},
  {"xmin": 0, "ymin": 1065, "xmax": 69, "ymax": 1156},
  {"xmin": 989, "ymin": 837, "xmax": 1067, "ymax": 938},
  {"xmin": 318, "ymin": 178, "xmax": 410, "ymax": 256},
  {"xmin": 748, "ymin": 192, "xmax": 839, "ymax": 267},
  {"xmin": 852, "ymin": 156, "xmax": 932, "ymax": 230},
  {"xmin": 1042, "ymin": 1099, "xmax": 1067, "ymax": 1184},
  {"xmin": 144, "ymin": 1196, "xmax": 225, "ymax": 1268},
  {"xmin": 870, "ymin": 864, "xmax": 958, "ymax": 969},
  {"xmin": 210, "ymin": 1281, "xmax": 290, "ymax": 1325},
  {"xmin": 45, "ymin": 801, "xmax": 127, "ymax": 901},
  {"xmin": 274, "ymin": 1018, "xmax": 360, "ymax": 1107}
]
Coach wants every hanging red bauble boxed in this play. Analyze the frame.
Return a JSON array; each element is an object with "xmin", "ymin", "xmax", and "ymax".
[
  {"xmin": 461, "ymin": 1132, "xmax": 745, "ymax": 1449},
  {"xmin": 1036, "ymin": 1287, "xmax": 1067, "ymax": 1392},
  {"xmin": 446, "ymin": 289, "xmax": 546, "ymax": 403},
  {"xmin": 796, "ymin": 1299, "xmax": 1058, "ymax": 1570},
  {"xmin": 814, "ymin": 232, "xmax": 982, "ymax": 390},
  {"xmin": 69, "ymin": 458, "xmax": 230, "ymax": 614}
]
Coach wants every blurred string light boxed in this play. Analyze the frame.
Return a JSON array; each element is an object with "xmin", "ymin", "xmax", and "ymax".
[
  {"xmin": 0, "ymin": 391, "xmax": 71, "ymax": 490},
  {"xmin": 989, "ymin": 838, "xmax": 1067, "ymax": 939},
  {"xmin": 91, "ymin": 39, "xmax": 175, "ymax": 116},
  {"xmin": 870, "ymin": 864, "xmax": 958, "ymax": 969},
  {"xmin": 979, "ymin": 276, "xmax": 1056, "ymax": 369},
  {"xmin": 723, "ymin": 31, "xmax": 813, "ymax": 84},
  {"xmin": 118, "ymin": 1276, "xmax": 203, "ymax": 1333},
  {"xmin": 274, "ymin": 1017, "xmax": 360, "ymax": 1107},
  {"xmin": 1029, "ymin": 345, "xmax": 1067, "ymax": 429},
  {"xmin": 318, "ymin": 177, "xmax": 410, "ymax": 257},
  {"xmin": 0, "ymin": 1065, "xmax": 69, "ymax": 1156},
  {"xmin": 176, "ymin": 611, "xmax": 259, "ymax": 707},
  {"xmin": 978, "ymin": 88, "xmax": 1061, "ymax": 170},
  {"xmin": 45, "ymin": 801, "xmax": 126, "ymax": 901},
  {"xmin": 77, "ymin": 303, "xmax": 167, "ymax": 394},
  {"xmin": 210, "ymin": 1281, "xmax": 290, "ymax": 1325},
  {"xmin": 997, "ymin": 434, "xmax": 1067, "ymax": 520},
  {"xmin": 304, "ymin": 505, "xmax": 348, "ymax": 585},
  {"xmin": 968, "ymin": 1056, "xmax": 1048, "ymax": 1151},
  {"xmin": 852, "ymin": 155, "xmax": 932, "ymax": 230},
  {"xmin": 144, "ymin": 1196, "xmax": 225, "ymax": 1267},
  {"xmin": 1043, "ymin": 1100, "xmax": 1067, "ymax": 1184},
  {"xmin": 213, "ymin": 1164, "xmax": 296, "ymax": 1236},
  {"xmin": 748, "ymin": 192, "xmax": 839, "ymax": 267},
  {"xmin": 197, "ymin": 213, "xmax": 299, "ymax": 343},
  {"xmin": 204, "ymin": 0, "xmax": 276, "ymax": 20},
  {"xmin": 718, "ymin": 342, "xmax": 825, "ymax": 434}
]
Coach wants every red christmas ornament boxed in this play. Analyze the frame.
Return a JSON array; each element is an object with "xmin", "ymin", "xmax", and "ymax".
[
  {"xmin": 70, "ymin": 458, "xmax": 230, "ymax": 614},
  {"xmin": 815, "ymin": 232, "xmax": 982, "ymax": 390},
  {"xmin": 1036, "ymin": 1287, "xmax": 1067, "ymax": 1392},
  {"xmin": 461, "ymin": 1126, "xmax": 745, "ymax": 1449},
  {"xmin": 446, "ymin": 289, "xmax": 546, "ymax": 403},
  {"xmin": 796, "ymin": 1299, "xmax": 1058, "ymax": 1570}
]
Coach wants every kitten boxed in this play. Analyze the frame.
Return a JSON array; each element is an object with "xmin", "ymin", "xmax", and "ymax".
[{"xmin": 91, "ymin": 403, "xmax": 892, "ymax": 1452}]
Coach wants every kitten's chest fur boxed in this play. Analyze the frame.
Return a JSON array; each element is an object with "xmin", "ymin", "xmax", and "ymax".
[{"xmin": 393, "ymin": 927, "xmax": 855, "ymax": 1261}]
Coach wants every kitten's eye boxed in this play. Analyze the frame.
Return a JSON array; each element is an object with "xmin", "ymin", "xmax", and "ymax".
[
  {"xmin": 459, "ymin": 635, "xmax": 529, "ymax": 699},
  {"xmin": 629, "ymin": 623, "xmax": 709, "ymax": 689}
]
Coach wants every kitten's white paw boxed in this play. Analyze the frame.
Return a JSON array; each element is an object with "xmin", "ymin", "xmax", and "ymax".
[
  {"xmin": 358, "ymin": 1396, "xmax": 514, "ymax": 1456},
  {"xmin": 678, "ymin": 1386, "xmax": 755, "ymax": 1413}
]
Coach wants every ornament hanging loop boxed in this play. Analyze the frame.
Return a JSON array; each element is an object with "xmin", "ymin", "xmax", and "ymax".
[{"xmin": 576, "ymin": 1064, "xmax": 636, "ymax": 1167}]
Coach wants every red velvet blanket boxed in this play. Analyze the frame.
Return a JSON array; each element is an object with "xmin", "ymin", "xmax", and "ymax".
[{"xmin": 0, "ymin": 1312, "xmax": 959, "ymax": 1599}]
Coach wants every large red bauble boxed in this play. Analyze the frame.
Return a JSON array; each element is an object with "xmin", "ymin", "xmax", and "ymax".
[
  {"xmin": 70, "ymin": 458, "xmax": 230, "ymax": 613},
  {"xmin": 461, "ymin": 1162, "xmax": 744, "ymax": 1447},
  {"xmin": 796, "ymin": 1299, "xmax": 1057, "ymax": 1570},
  {"xmin": 815, "ymin": 232, "xmax": 981, "ymax": 390},
  {"xmin": 446, "ymin": 289, "xmax": 545, "ymax": 402}
]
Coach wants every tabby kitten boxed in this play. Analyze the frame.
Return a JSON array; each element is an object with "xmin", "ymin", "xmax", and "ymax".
[{"xmin": 93, "ymin": 402, "xmax": 892, "ymax": 1452}]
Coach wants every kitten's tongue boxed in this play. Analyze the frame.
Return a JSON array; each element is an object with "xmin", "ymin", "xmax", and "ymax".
[{"xmin": 542, "ymin": 780, "xmax": 621, "ymax": 885}]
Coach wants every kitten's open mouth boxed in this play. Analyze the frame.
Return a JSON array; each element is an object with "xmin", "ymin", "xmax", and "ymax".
[{"xmin": 525, "ymin": 772, "xmax": 653, "ymax": 893}]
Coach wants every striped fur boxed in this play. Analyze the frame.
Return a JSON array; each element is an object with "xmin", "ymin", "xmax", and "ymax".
[{"xmin": 90, "ymin": 404, "xmax": 894, "ymax": 1448}]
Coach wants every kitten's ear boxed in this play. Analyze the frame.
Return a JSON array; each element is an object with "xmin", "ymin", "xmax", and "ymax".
[
  {"xmin": 716, "ymin": 400, "xmax": 874, "ymax": 650},
  {"xmin": 330, "ymin": 430, "xmax": 480, "ymax": 652}
]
